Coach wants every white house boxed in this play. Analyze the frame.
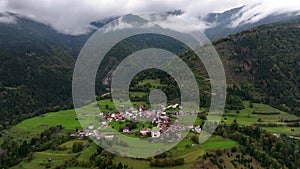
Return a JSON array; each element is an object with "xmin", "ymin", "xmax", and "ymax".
[
  {"xmin": 88, "ymin": 123, "xmax": 95, "ymax": 130},
  {"xmin": 104, "ymin": 135, "xmax": 114, "ymax": 139},
  {"xmin": 172, "ymin": 104, "xmax": 179, "ymax": 108},
  {"xmin": 188, "ymin": 124, "xmax": 194, "ymax": 130},
  {"xmin": 151, "ymin": 127, "xmax": 160, "ymax": 138},
  {"xmin": 193, "ymin": 126, "xmax": 202, "ymax": 134},
  {"xmin": 140, "ymin": 128, "xmax": 151, "ymax": 135},
  {"xmin": 123, "ymin": 127, "xmax": 130, "ymax": 133}
]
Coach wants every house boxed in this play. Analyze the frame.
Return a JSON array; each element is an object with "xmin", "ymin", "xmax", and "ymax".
[
  {"xmin": 188, "ymin": 124, "xmax": 194, "ymax": 130},
  {"xmin": 120, "ymin": 117, "xmax": 126, "ymax": 122},
  {"xmin": 140, "ymin": 128, "xmax": 151, "ymax": 136},
  {"xmin": 161, "ymin": 112, "xmax": 166, "ymax": 117},
  {"xmin": 151, "ymin": 127, "xmax": 161, "ymax": 138},
  {"xmin": 132, "ymin": 110, "xmax": 138, "ymax": 114},
  {"xmin": 100, "ymin": 132, "xmax": 115, "ymax": 139},
  {"xmin": 88, "ymin": 123, "xmax": 95, "ymax": 130},
  {"xmin": 273, "ymin": 133, "xmax": 280, "ymax": 138},
  {"xmin": 111, "ymin": 113, "xmax": 115, "ymax": 118},
  {"xmin": 114, "ymin": 112, "xmax": 121, "ymax": 119},
  {"xmin": 193, "ymin": 126, "xmax": 202, "ymax": 134},
  {"xmin": 139, "ymin": 105, "xmax": 144, "ymax": 112},
  {"xmin": 77, "ymin": 130, "xmax": 88, "ymax": 138},
  {"xmin": 123, "ymin": 127, "xmax": 130, "ymax": 133},
  {"xmin": 104, "ymin": 135, "xmax": 114, "ymax": 139},
  {"xmin": 172, "ymin": 104, "xmax": 179, "ymax": 108}
]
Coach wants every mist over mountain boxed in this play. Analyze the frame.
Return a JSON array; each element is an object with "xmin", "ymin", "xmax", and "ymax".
[
  {"xmin": 2, "ymin": 4, "xmax": 299, "ymax": 41},
  {"xmin": 1, "ymin": 0, "xmax": 299, "ymax": 35},
  {"xmin": 204, "ymin": 6, "xmax": 300, "ymax": 39}
]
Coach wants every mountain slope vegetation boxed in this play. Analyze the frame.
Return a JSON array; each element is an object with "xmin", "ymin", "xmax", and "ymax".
[
  {"xmin": 0, "ymin": 16, "xmax": 87, "ymax": 128},
  {"xmin": 214, "ymin": 17, "xmax": 300, "ymax": 115}
]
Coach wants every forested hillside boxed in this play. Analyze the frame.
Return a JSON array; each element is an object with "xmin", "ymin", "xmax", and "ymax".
[
  {"xmin": 214, "ymin": 17, "xmax": 300, "ymax": 115},
  {"xmin": 0, "ymin": 16, "xmax": 88, "ymax": 128}
]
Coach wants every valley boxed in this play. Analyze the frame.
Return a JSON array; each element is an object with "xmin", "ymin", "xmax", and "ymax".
[{"xmin": 0, "ymin": 6, "xmax": 300, "ymax": 169}]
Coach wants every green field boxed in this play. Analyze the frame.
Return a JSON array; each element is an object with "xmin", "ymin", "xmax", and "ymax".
[
  {"xmin": 137, "ymin": 79, "xmax": 164, "ymax": 88},
  {"xmin": 0, "ymin": 99, "xmax": 145, "ymax": 144},
  {"xmin": 2, "ymin": 99, "xmax": 300, "ymax": 169},
  {"xmin": 219, "ymin": 101, "xmax": 300, "ymax": 136},
  {"xmin": 130, "ymin": 91, "xmax": 148, "ymax": 97},
  {"xmin": 221, "ymin": 101, "xmax": 298, "ymax": 123},
  {"xmin": 0, "ymin": 109, "xmax": 80, "ymax": 144},
  {"xmin": 112, "ymin": 135, "xmax": 238, "ymax": 168},
  {"xmin": 261, "ymin": 126, "xmax": 300, "ymax": 137},
  {"xmin": 171, "ymin": 135, "xmax": 239, "ymax": 162},
  {"xmin": 11, "ymin": 139, "xmax": 93, "ymax": 169}
]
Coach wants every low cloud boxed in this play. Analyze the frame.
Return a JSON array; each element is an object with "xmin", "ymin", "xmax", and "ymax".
[
  {"xmin": 0, "ymin": 0, "xmax": 299, "ymax": 35},
  {"xmin": 0, "ymin": 13, "xmax": 17, "ymax": 24}
]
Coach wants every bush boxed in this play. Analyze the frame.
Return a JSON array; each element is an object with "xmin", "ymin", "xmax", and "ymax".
[
  {"xmin": 154, "ymin": 152, "xmax": 167, "ymax": 159},
  {"xmin": 45, "ymin": 163, "xmax": 51, "ymax": 168},
  {"xmin": 150, "ymin": 158, "xmax": 184, "ymax": 167},
  {"xmin": 216, "ymin": 149, "xmax": 223, "ymax": 156},
  {"xmin": 287, "ymin": 122, "xmax": 300, "ymax": 127},
  {"xmin": 252, "ymin": 111, "xmax": 280, "ymax": 115},
  {"xmin": 27, "ymin": 152, "xmax": 34, "ymax": 161},
  {"xmin": 231, "ymin": 147, "xmax": 238, "ymax": 153}
]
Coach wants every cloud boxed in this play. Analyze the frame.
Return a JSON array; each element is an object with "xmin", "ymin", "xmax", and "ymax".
[
  {"xmin": 228, "ymin": 0, "xmax": 300, "ymax": 28},
  {"xmin": 0, "ymin": 0, "xmax": 299, "ymax": 35},
  {"xmin": 0, "ymin": 13, "xmax": 17, "ymax": 24}
]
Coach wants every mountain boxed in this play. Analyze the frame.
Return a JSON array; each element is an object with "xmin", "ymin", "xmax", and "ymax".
[
  {"xmin": 0, "ymin": 14, "xmax": 88, "ymax": 128},
  {"xmin": 203, "ymin": 6, "xmax": 300, "ymax": 40}
]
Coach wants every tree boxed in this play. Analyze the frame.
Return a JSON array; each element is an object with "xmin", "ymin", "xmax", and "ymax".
[
  {"xmin": 117, "ymin": 162, "xmax": 123, "ymax": 169},
  {"xmin": 72, "ymin": 142, "xmax": 83, "ymax": 153},
  {"xmin": 226, "ymin": 95, "xmax": 244, "ymax": 110},
  {"xmin": 191, "ymin": 135, "xmax": 199, "ymax": 144}
]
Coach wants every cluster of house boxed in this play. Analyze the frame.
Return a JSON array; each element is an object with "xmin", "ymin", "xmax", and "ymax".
[{"xmin": 72, "ymin": 103, "xmax": 202, "ymax": 141}]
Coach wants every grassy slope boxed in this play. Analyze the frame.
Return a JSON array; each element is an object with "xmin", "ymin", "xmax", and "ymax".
[
  {"xmin": 220, "ymin": 101, "xmax": 300, "ymax": 136},
  {"xmin": 113, "ymin": 135, "xmax": 239, "ymax": 169},
  {"xmin": 11, "ymin": 140, "xmax": 91, "ymax": 169}
]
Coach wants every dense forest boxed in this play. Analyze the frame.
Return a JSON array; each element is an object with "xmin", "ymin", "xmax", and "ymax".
[
  {"xmin": 0, "ymin": 17, "xmax": 80, "ymax": 128},
  {"xmin": 214, "ymin": 17, "xmax": 300, "ymax": 115}
]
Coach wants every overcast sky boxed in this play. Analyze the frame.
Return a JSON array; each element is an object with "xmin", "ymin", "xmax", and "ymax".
[{"xmin": 0, "ymin": 0, "xmax": 299, "ymax": 35}]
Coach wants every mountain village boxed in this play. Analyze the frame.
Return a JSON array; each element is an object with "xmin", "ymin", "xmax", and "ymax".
[{"xmin": 75, "ymin": 103, "xmax": 202, "ymax": 142}]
